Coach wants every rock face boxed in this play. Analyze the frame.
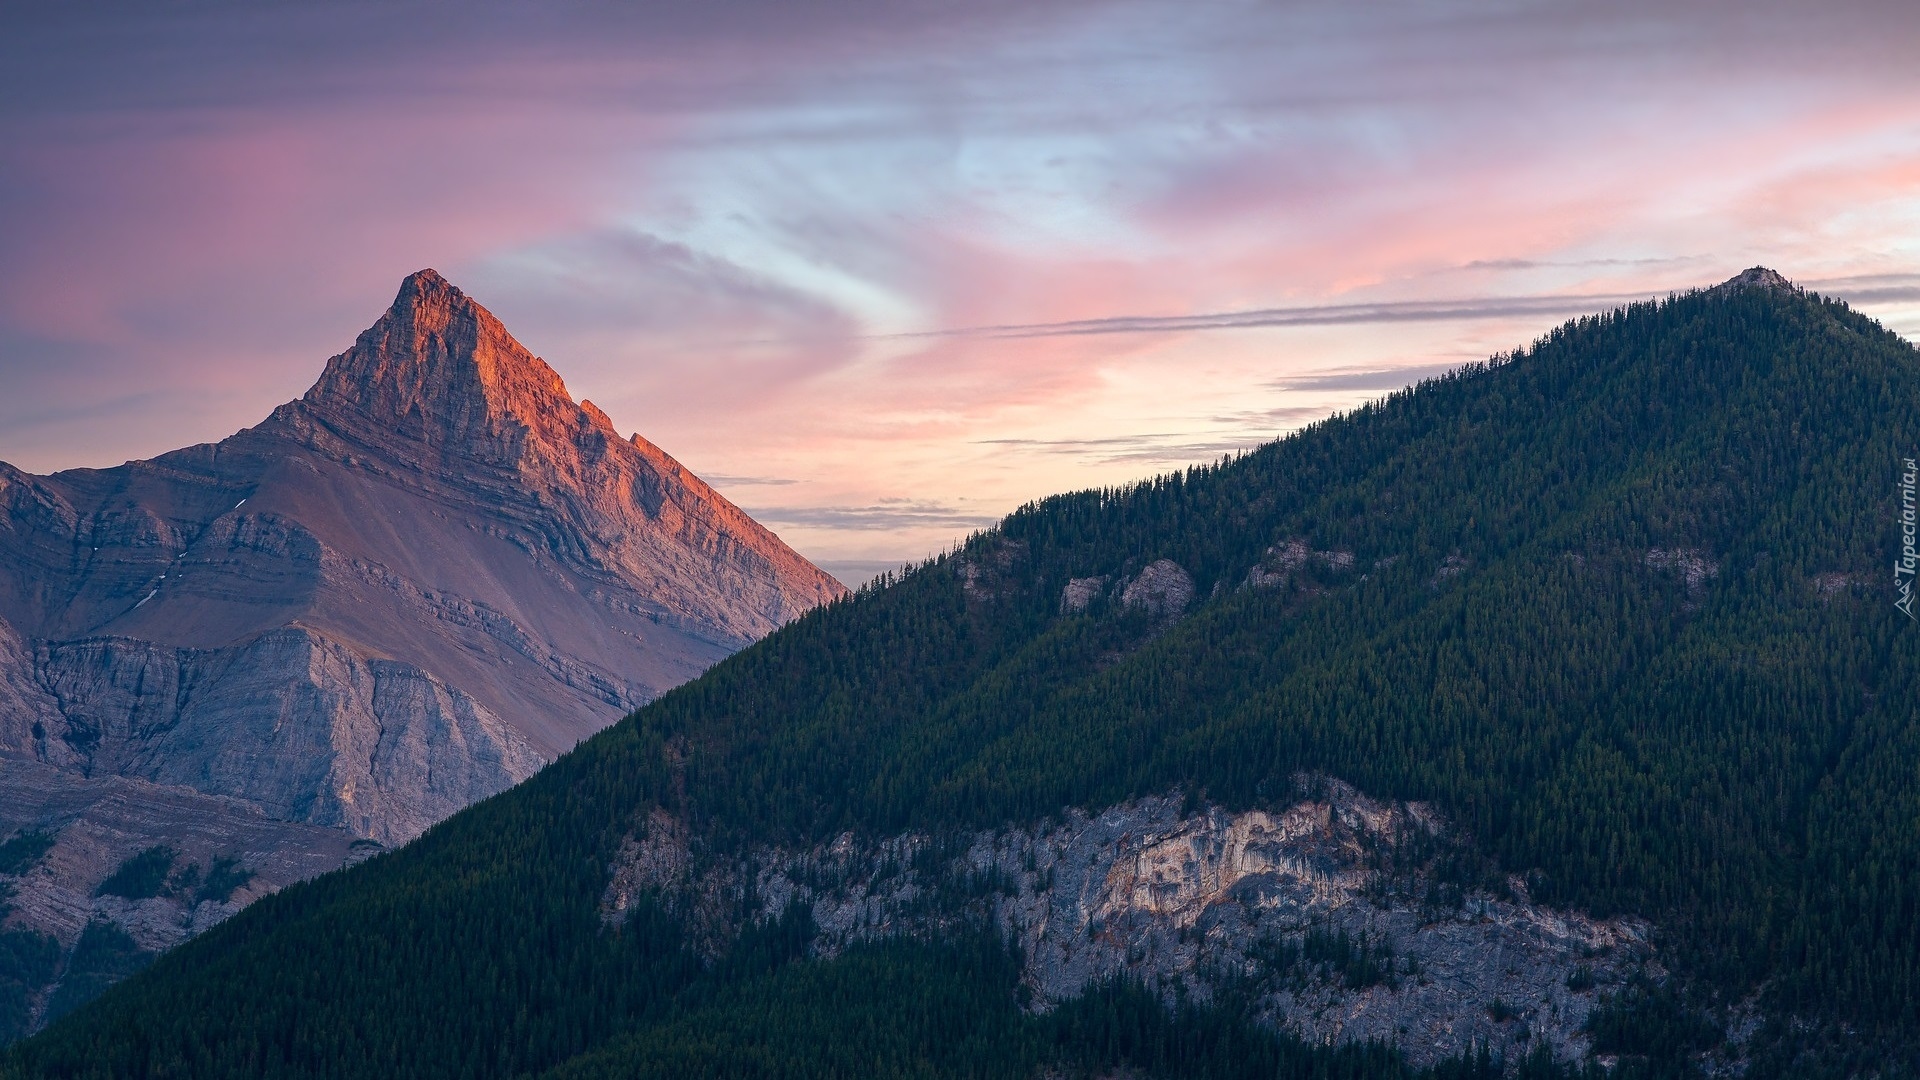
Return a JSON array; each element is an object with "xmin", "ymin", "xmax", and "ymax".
[
  {"xmin": 604, "ymin": 779, "xmax": 1652, "ymax": 1068},
  {"xmin": 0, "ymin": 270, "xmax": 844, "ymax": 1033},
  {"xmin": 1059, "ymin": 576, "xmax": 1109, "ymax": 614},
  {"xmin": 1246, "ymin": 540, "xmax": 1355, "ymax": 590},
  {"xmin": 1119, "ymin": 559, "xmax": 1194, "ymax": 619}
]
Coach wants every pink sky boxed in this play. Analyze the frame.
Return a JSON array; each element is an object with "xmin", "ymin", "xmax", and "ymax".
[{"xmin": 4, "ymin": 1, "xmax": 1919, "ymax": 582}]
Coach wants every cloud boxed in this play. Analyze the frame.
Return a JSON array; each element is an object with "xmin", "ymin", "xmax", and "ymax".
[
  {"xmin": 812, "ymin": 559, "xmax": 925, "ymax": 588},
  {"xmin": 1831, "ymin": 286, "xmax": 1920, "ymax": 305},
  {"xmin": 470, "ymin": 228, "xmax": 857, "ymax": 342},
  {"xmin": 1462, "ymin": 255, "xmax": 1705, "ymax": 273},
  {"xmin": 1264, "ymin": 362, "xmax": 1465, "ymax": 393},
  {"xmin": 871, "ymin": 265, "xmax": 1920, "ymax": 352},
  {"xmin": 1804, "ymin": 272, "xmax": 1920, "ymax": 290},
  {"xmin": 462, "ymin": 227, "xmax": 863, "ymax": 415},
  {"xmin": 4, "ymin": 0, "xmax": 1920, "ymax": 558},
  {"xmin": 976, "ymin": 432, "xmax": 1277, "ymax": 466},
  {"xmin": 893, "ymin": 290, "xmax": 1662, "ymax": 342},
  {"xmin": 1208, "ymin": 406, "xmax": 1360, "ymax": 431},
  {"xmin": 703, "ymin": 474, "xmax": 801, "ymax": 487},
  {"xmin": 1800, "ymin": 273, "xmax": 1920, "ymax": 307},
  {"xmin": 742, "ymin": 500, "xmax": 1003, "ymax": 531},
  {"xmin": 0, "ymin": 1, "xmax": 1088, "ymax": 119}
]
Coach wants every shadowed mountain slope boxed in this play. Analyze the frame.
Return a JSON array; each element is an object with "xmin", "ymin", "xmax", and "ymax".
[{"xmin": 10, "ymin": 271, "xmax": 1918, "ymax": 1078}]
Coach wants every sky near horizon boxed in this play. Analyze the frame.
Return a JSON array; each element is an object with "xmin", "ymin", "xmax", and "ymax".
[{"xmin": 5, "ymin": 1, "xmax": 1920, "ymax": 583}]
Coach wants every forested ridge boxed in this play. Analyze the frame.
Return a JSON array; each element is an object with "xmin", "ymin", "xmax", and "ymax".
[{"xmin": 8, "ymin": 275, "xmax": 1919, "ymax": 1078}]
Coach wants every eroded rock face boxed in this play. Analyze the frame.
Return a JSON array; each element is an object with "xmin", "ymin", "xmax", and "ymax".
[
  {"xmin": 603, "ymin": 780, "xmax": 1651, "ymax": 1068},
  {"xmin": 0, "ymin": 270, "xmax": 845, "ymax": 1033},
  {"xmin": 1120, "ymin": 560, "xmax": 1194, "ymax": 619},
  {"xmin": 29, "ymin": 628, "xmax": 542, "ymax": 844}
]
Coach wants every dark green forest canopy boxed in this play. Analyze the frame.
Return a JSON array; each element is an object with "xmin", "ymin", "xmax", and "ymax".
[{"xmin": 10, "ymin": 279, "xmax": 1920, "ymax": 1078}]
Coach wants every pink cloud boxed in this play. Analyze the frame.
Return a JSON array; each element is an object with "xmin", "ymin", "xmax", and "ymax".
[{"xmin": 5, "ymin": 0, "xmax": 1920, "ymax": 566}]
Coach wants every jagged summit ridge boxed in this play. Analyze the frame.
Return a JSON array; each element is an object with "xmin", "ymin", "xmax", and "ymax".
[
  {"xmin": 298, "ymin": 269, "xmax": 604, "ymax": 459},
  {"xmin": 265, "ymin": 269, "xmax": 845, "ymax": 644}
]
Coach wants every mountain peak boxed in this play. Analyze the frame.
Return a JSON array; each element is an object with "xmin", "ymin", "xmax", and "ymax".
[
  {"xmin": 300, "ymin": 270, "xmax": 578, "ymax": 455},
  {"xmin": 400, "ymin": 266, "xmax": 452, "ymax": 291},
  {"xmin": 1714, "ymin": 266, "xmax": 1797, "ymax": 294},
  {"xmin": 389, "ymin": 267, "xmax": 466, "ymax": 321},
  {"xmin": 273, "ymin": 270, "xmax": 847, "ymax": 638}
]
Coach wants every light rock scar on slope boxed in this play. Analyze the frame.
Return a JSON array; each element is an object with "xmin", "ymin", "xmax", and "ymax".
[{"xmin": 603, "ymin": 779, "xmax": 1652, "ymax": 1067}]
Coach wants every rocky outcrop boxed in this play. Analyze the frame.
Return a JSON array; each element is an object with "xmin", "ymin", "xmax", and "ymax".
[
  {"xmin": 0, "ymin": 270, "xmax": 845, "ymax": 1034},
  {"xmin": 1119, "ymin": 560, "xmax": 1194, "ymax": 620},
  {"xmin": 1246, "ymin": 540, "xmax": 1355, "ymax": 590},
  {"xmin": 603, "ymin": 779, "xmax": 1653, "ymax": 1068},
  {"xmin": 1060, "ymin": 576, "xmax": 1109, "ymax": 614}
]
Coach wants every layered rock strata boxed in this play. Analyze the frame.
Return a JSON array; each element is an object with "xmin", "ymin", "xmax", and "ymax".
[{"xmin": 0, "ymin": 270, "xmax": 844, "ymax": 1032}]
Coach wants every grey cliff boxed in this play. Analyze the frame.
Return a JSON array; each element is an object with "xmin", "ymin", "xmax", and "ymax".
[{"xmin": 603, "ymin": 778, "xmax": 1659, "ymax": 1069}]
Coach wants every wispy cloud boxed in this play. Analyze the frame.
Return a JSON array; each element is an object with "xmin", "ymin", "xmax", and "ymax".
[
  {"xmin": 704, "ymin": 474, "xmax": 801, "ymax": 487},
  {"xmin": 743, "ymin": 500, "xmax": 1002, "ymax": 531},
  {"xmin": 890, "ymin": 290, "xmax": 1659, "ymax": 342},
  {"xmin": 1206, "ymin": 405, "xmax": 1362, "ymax": 431},
  {"xmin": 1263, "ymin": 363, "xmax": 1465, "ymax": 393},
  {"xmin": 812, "ymin": 558, "xmax": 925, "ymax": 588},
  {"xmin": 976, "ymin": 432, "xmax": 1275, "ymax": 465},
  {"xmin": 1461, "ymin": 255, "xmax": 1705, "ymax": 273},
  {"xmin": 1831, "ymin": 286, "xmax": 1920, "ymax": 305},
  {"xmin": 1801, "ymin": 273, "xmax": 1920, "ymax": 306},
  {"xmin": 873, "ymin": 269, "xmax": 1920, "ymax": 350}
]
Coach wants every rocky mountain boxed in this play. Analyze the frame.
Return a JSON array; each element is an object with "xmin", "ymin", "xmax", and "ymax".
[
  {"xmin": 0, "ymin": 270, "xmax": 843, "ymax": 1035},
  {"xmin": 12, "ymin": 270, "xmax": 1920, "ymax": 1079}
]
